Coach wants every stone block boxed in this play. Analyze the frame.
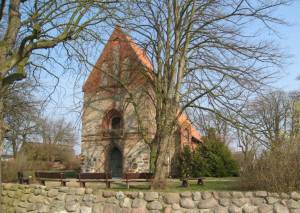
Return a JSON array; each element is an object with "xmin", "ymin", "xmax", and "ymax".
[
  {"xmin": 92, "ymin": 204, "xmax": 103, "ymax": 213},
  {"xmin": 80, "ymin": 206, "xmax": 92, "ymax": 213},
  {"xmin": 202, "ymin": 191, "xmax": 212, "ymax": 199},
  {"xmin": 172, "ymin": 203, "xmax": 181, "ymax": 210},
  {"xmin": 228, "ymin": 206, "xmax": 242, "ymax": 213},
  {"xmin": 144, "ymin": 192, "xmax": 159, "ymax": 201},
  {"xmin": 242, "ymin": 205, "xmax": 258, "ymax": 213},
  {"xmin": 120, "ymin": 197, "xmax": 132, "ymax": 208},
  {"xmin": 214, "ymin": 206, "xmax": 229, "ymax": 213},
  {"xmin": 288, "ymin": 199, "xmax": 300, "ymax": 209},
  {"xmin": 116, "ymin": 191, "xmax": 126, "ymax": 200},
  {"xmin": 198, "ymin": 198, "xmax": 218, "ymax": 209},
  {"xmin": 232, "ymin": 198, "xmax": 247, "ymax": 208},
  {"xmin": 180, "ymin": 191, "xmax": 192, "ymax": 198},
  {"xmin": 103, "ymin": 191, "xmax": 116, "ymax": 198},
  {"xmin": 251, "ymin": 198, "xmax": 265, "ymax": 206},
  {"xmin": 232, "ymin": 192, "xmax": 244, "ymax": 199},
  {"xmin": 180, "ymin": 198, "xmax": 195, "ymax": 209},
  {"xmin": 257, "ymin": 204, "xmax": 273, "ymax": 213},
  {"xmin": 132, "ymin": 198, "xmax": 147, "ymax": 208},
  {"xmin": 273, "ymin": 203, "xmax": 289, "ymax": 213},
  {"xmin": 219, "ymin": 192, "xmax": 231, "ymax": 199},
  {"xmin": 280, "ymin": 192, "xmax": 290, "ymax": 199},
  {"xmin": 164, "ymin": 193, "xmax": 180, "ymax": 204},
  {"xmin": 147, "ymin": 201, "xmax": 163, "ymax": 210},
  {"xmin": 66, "ymin": 200, "xmax": 80, "ymax": 212},
  {"xmin": 291, "ymin": 192, "xmax": 300, "ymax": 200},
  {"xmin": 266, "ymin": 196, "xmax": 278, "ymax": 204},
  {"xmin": 192, "ymin": 192, "xmax": 202, "ymax": 201},
  {"xmin": 48, "ymin": 189, "xmax": 59, "ymax": 197},
  {"xmin": 219, "ymin": 198, "xmax": 231, "ymax": 207},
  {"xmin": 76, "ymin": 188, "xmax": 86, "ymax": 195},
  {"xmin": 255, "ymin": 191, "xmax": 267, "ymax": 198},
  {"xmin": 132, "ymin": 207, "xmax": 146, "ymax": 213}
]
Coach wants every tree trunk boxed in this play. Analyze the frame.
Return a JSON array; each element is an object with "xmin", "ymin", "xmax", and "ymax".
[
  {"xmin": 149, "ymin": 142, "xmax": 157, "ymax": 173},
  {"xmin": 0, "ymin": 80, "xmax": 5, "ymax": 213},
  {"xmin": 12, "ymin": 138, "xmax": 17, "ymax": 159},
  {"xmin": 152, "ymin": 133, "xmax": 173, "ymax": 188},
  {"xmin": 152, "ymin": 104, "xmax": 177, "ymax": 189}
]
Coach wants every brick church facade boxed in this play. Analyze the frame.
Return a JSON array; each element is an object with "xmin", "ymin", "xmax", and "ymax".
[{"xmin": 81, "ymin": 27, "xmax": 202, "ymax": 177}]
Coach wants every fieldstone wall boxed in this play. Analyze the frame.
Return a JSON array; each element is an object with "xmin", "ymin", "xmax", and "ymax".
[{"xmin": 2, "ymin": 184, "xmax": 300, "ymax": 213}]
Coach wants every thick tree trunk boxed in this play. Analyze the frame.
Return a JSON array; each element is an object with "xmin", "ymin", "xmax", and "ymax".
[
  {"xmin": 149, "ymin": 142, "xmax": 157, "ymax": 173},
  {"xmin": 152, "ymin": 104, "xmax": 177, "ymax": 189},
  {"xmin": 152, "ymin": 133, "xmax": 173, "ymax": 188}
]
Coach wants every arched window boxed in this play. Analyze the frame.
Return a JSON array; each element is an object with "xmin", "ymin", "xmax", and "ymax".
[
  {"xmin": 102, "ymin": 109, "xmax": 123, "ymax": 130},
  {"xmin": 111, "ymin": 116, "xmax": 122, "ymax": 129}
]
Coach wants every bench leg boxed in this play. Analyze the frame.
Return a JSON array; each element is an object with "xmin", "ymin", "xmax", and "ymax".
[
  {"xmin": 61, "ymin": 181, "xmax": 66, "ymax": 187},
  {"xmin": 197, "ymin": 179, "xmax": 204, "ymax": 185},
  {"xmin": 41, "ymin": 180, "xmax": 45, "ymax": 186},
  {"xmin": 181, "ymin": 179, "xmax": 189, "ymax": 187},
  {"xmin": 106, "ymin": 181, "xmax": 111, "ymax": 188}
]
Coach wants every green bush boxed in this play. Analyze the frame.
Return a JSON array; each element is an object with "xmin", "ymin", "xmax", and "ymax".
[
  {"xmin": 177, "ymin": 128, "xmax": 239, "ymax": 178},
  {"xmin": 200, "ymin": 128, "xmax": 239, "ymax": 177}
]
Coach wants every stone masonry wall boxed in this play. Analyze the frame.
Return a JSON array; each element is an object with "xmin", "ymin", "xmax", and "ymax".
[{"xmin": 2, "ymin": 184, "xmax": 300, "ymax": 213}]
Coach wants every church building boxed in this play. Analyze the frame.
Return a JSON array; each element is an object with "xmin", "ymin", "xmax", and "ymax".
[{"xmin": 81, "ymin": 27, "xmax": 202, "ymax": 177}]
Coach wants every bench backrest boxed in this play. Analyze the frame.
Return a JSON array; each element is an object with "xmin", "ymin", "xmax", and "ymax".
[
  {"xmin": 35, "ymin": 172, "xmax": 64, "ymax": 179},
  {"xmin": 78, "ymin": 172, "xmax": 111, "ymax": 180},
  {"xmin": 124, "ymin": 172, "xmax": 153, "ymax": 180}
]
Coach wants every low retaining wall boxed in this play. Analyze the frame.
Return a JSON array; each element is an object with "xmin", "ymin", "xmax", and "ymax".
[{"xmin": 2, "ymin": 184, "xmax": 300, "ymax": 213}]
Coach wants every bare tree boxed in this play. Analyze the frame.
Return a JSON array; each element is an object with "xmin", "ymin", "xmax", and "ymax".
[
  {"xmin": 3, "ymin": 81, "xmax": 41, "ymax": 158},
  {"xmin": 35, "ymin": 117, "xmax": 76, "ymax": 162},
  {"xmin": 239, "ymin": 90, "xmax": 300, "ymax": 148},
  {"xmin": 118, "ymin": 0, "xmax": 290, "ymax": 187},
  {"xmin": 0, "ymin": 0, "xmax": 120, "ymax": 205}
]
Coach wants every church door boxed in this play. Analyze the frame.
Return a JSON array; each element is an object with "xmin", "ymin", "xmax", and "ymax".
[{"xmin": 109, "ymin": 147, "xmax": 123, "ymax": 178}]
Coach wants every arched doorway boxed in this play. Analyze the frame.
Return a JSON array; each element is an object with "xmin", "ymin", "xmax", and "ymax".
[{"xmin": 109, "ymin": 147, "xmax": 123, "ymax": 178}]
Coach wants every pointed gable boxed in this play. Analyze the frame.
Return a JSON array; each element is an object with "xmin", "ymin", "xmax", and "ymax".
[{"xmin": 83, "ymin": 26, "xmax": 153, "ymax": 93}]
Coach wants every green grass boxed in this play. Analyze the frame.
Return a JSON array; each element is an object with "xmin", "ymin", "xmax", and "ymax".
[{"xmin": 82, "ymin": 177, "xmax": 241, "ymax": 192}]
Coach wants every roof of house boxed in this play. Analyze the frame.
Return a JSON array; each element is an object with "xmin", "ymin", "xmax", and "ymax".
[
  {"xmin": 83, "ymin": 26, "xmax": 202, "ymax": 143},
  {"xmin": 83, "ymin": 26, "xmax": 153, "ymax": 93},
  {"xmin": 177, "ymin": 113, "xmax": 202, "ymax": 142}
]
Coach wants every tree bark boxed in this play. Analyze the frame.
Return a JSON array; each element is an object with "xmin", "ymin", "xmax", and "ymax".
[
  {"xmin": 152, "ymin": 103, "xmax": 177, "ymax": 189},
  {"xmin": 0, "ymin": 79, "xmax": 5, "ymax": 213},
  {"xmin": 152, "ymin": 133, "xmax": 173, "ymax": 188}
]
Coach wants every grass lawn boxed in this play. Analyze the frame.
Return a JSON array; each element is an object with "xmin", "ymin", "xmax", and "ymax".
[{"xmin": 44, "ymin": 177, "xmax": 241, "ymax": 192}]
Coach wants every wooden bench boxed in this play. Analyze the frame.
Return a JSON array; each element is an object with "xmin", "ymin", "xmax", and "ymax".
[
  {"xmin": 180, "ymin": 177, "xmax": 204, "ymax": 187},
  {"xmin": 77, "ymin": 172, "xmax": 113, "ymax": 188},
  {"xmin": 35, "ymin": 172, "xmax": 69, "ymax": 186},
  {"xmin": 123, "ymin": 172, "xmax": 153, "ymax": 189},
  {"xmin": 18, "ymin": 172, "xmax": 30, "ymax": 185}
]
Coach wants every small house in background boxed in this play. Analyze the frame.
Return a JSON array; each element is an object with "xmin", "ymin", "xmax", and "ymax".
[{"xmin": 81, "ymin": 27, "xmax": 202, "ymax": 177}]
